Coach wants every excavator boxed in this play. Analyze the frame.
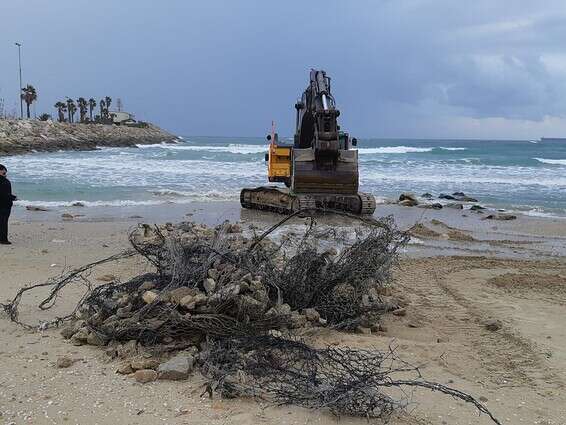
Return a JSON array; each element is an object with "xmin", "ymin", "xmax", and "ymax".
[{"xmin": 240, "ymin": 69, "xmax": 376, "ymax": 215}]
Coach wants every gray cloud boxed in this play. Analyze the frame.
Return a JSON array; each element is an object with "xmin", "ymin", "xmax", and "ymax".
[{"xmin": 1, "ymin": 0, "xmax": 566, "ymax": 139}]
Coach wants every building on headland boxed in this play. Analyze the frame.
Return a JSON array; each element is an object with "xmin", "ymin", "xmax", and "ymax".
[{"xmin": 109, "ymin": 111, "xmax": 136, "ymax": 125}]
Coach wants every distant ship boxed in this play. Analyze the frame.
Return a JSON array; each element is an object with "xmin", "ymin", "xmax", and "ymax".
[{"xmin": 540, "ymin": 137, "xmax": 566, "ymax": 142}]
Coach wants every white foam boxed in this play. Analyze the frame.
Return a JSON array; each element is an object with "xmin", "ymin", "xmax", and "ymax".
[
  {"xmin": 438, "ymin": 147, "xmax": 468, "ymax": 151},
  {"xmin": 15, "ymin": 191, "xmax": 238, "ymax": 208},
  {"xmin": 534, "ymin": 158, "xmax": 566, "ymax": 166},
  {"xmin": 135, "ymin": 143, "xmax": 267, "ymax": 154},
  {"xmin": 356, "ymin": 146, "xmax": 433, "ymax": 154}
]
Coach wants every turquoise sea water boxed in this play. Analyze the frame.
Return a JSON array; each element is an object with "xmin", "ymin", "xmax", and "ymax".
[{"xmin": 3, "ymin": 136, "xmax": 566, "ymax": 217}]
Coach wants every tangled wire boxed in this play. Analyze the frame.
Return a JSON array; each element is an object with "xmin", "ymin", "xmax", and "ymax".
[
  {"xmin": 0, "ymin": 210, "xmax": 501, "ymax": 424},
  {"xmin": 202, "ymin": 335, "xmax": 501, "ymax": 424}
]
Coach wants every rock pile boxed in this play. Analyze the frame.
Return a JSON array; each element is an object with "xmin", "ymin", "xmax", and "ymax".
[
  {"xmin": 397, "ymin": 191, "xmax": 483, "ymax": 211},
  {"xmin": 0, "ymin": 119, "xmax": 177, "ymax": 156},
  {"xmin": 55, "ymin": 218, "xmax": 407, "ymax": 381}
]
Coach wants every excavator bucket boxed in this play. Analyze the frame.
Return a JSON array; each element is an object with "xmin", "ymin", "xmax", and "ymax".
[{"xmin": 292, "ymin": 148, "xmax": 358, "ymax": 194}]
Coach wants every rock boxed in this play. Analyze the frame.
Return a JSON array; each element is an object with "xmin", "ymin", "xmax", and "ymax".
[
  {"xmin": 71, "ymin": 328, "xmax": 89, "ymax": 346},
  {"xmin": 60, "ymin": 324, "xmax": 77, "ymax": 339},
  {"xmin": 227, "ymin": 223, "xmax": 242, "ymax": 233},
  {"xmin": 97, "ymin": 274, "xmax": 117, "ymax": 282},
  {"xmin": 87, "ymin": 332, "xmax": 107, "ymax": 346},
  {"xmin": 356, "ymin": 326, "xmax": 372, "ymax": 335},
  {"xmin": 179, "ymin": 292, "xmax": 207, "ymax": 310},
  {"xmin": 142, "ymin": 290, "xmax": 159, "ymax": 304},
  {"xmin": 484, "ymin": 319, "xmax": 502, "ymax": 331},
  {"xmin": 61, "ymin": 213, "xmax": 74, "ymax": 219},
  {"xmin": 207, "ymin": 268, "xmax": 219, "ymax": 280},
  {"xmin": 399, "ymin": 192, "xmax": 418, "ymax": 202},
  {"xmin": 134, "ymin": 369, "xmax": 158, "ymax": 383},
  {"xmin": 324, "ymin": 247, "xmax": 338, "ymax": 257},
  {"xmin": 479, "ymin": 396, "xmax": 488, "ymax": 402},
  {"xmin": 237, "ymin": 295, "xmax": 267, "ymax": 318},
  {"xmin": 301, "ymin": 308, "xmax": 320, "ymax": 322},
  {"xmin": 130, "ymin": 357, "xmax": 160, "ymax": 370},
  {"xmin": 56, "ymin": 356, "xmax": 74, "ymax": 368},
  {"xmin": 139, "ymin": 281, "xmax": 155, "ymax": 291},
  {"xmin": 445, "ymin": 203, "xmax": 463, "ymax": 209},
  {"xmin": 72, "ymin": 202, "xmax": 85, "ymax": 207},
  {"xmin": 157, "ymin": 353, "xmax": 194, "ymax": 380},
  {"xmin": 456, "ymin": 195, "xmax": 478, "ymax": 202},
  {"xmin": 289, "ymin": 311, "xmax": 308, "ymax": 328},
  {"xmin": 438, "ymin": 193, "xmax": 456, "ymax": 200},
  {"xmin": 25, "ymin": 205, "xmax": 49, "ymax": 211},
  {"xmin": 241, "ymin": 273, "xmax": 253, "ymax": 283},
  {"xmin": 421, "ymin": 192, "xmax": 434, "ymax": 199},
  {"xmin": 470, "ymin": 205, "xmax": 486, "ymax": 211},
  {"xmin": 483, "ymin": 213, "xmax": 517, "ymax": 221},
  {"xmin": 168, "ymin": 287, "xmax": 196, "ymax": 304},
  {"xmin": 399, "ymin": 199, "xmax": 418, "ymax": 207},
  {"xmin": 417, "ymin": 203, "xmax": 443, "ymax": 210},
  {"xmin": 452, "ymin": 192, "xmax": 478, "ymax": 202},
  {"xmin": 203, "ymin": 278, "xmax": 216, "ymax": 294},
  {"xmin": 117, "ymin": 340, "xmax": 139, "ymax": 359},
  {"xmin": 116, "ymin": 361, "xmax": 134, "ymax": 375},
  {"xmin": 266, "ymin": 303, "xmax": 292, "ymax": 317},
  {"xmin": 392, "ymin": 308, "xmax": 407, "ymax": 317}
]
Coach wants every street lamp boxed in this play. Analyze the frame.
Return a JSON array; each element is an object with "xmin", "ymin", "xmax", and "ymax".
[{"xmin": 14, "ymin": 42, "xmax": 23, "ymax": 119}]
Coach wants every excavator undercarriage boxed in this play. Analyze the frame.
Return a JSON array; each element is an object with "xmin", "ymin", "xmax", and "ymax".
[{"xmin": 240, "ymin": 69, "xmax": 376, "ymax": 215}]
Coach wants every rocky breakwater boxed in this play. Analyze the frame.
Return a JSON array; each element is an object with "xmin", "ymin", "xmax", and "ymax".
[{"xmin": 0, "ymin": 119, "xmax": 177, "ymax": 156}]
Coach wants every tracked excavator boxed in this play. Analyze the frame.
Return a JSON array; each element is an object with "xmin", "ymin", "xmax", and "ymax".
[{"xmin": 240, "ymin": 69, "xmax": 376, "ymax": 215}]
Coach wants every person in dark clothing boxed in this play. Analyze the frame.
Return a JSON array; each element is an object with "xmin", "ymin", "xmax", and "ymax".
[{"xmin": 0, "ymin": 164, "xmax": 17, "ymax": 245}]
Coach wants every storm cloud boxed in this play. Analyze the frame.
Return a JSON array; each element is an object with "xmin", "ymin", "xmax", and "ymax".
[{"xmin": 1, "ymin": 0, "xmax": 566, "ymax": 139}]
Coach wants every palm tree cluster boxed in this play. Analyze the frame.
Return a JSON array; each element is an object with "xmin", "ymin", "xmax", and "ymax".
[{"xmin": 53, "ymin": 96, "xmax": 112, "ymax": 123}]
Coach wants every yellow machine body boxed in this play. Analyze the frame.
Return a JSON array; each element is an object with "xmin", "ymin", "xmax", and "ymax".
[{"xmin": 267, "ymin": 140, "xmax": 291, "ymax": 184}]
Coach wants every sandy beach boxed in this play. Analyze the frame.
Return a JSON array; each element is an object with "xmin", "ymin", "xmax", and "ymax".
[{"xmin": 1, "ymin": 203, "xmax": 565, "ymax": 424}]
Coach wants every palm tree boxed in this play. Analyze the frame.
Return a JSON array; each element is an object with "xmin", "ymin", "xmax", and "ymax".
[
  {"xmin": 66, "ymin": 98, "xmax": 76, "ymax": 123},
  {"xmin": 21, "ymin": 85, "xmax": 37, "ymax": 119},
  {"xmin": 99, "ymin": 99, "xmax": 106, "ymax": 120},
  {"xmin": 104, "ymin": 96, "xmax": 112, "ymax": 116},
  {"xmin": 77, "ymin": 97, "xmax": 88, "ymax": 123},
  {"xmin": 88, "ymin": 98, "xmax": 96, "ymax": 121},
  {"xmin": 54, "ymin": 101, "xmax": 67, "ymax": 122}
]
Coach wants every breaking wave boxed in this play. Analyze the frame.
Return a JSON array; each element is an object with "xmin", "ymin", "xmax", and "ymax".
[
  {"xmin": 136, "ymin": 143, "xmax": 267, "ymax": 154},
  {"xmin": 356, "ymin": 146, "xmax": 433, "ymax": 154},
  {"xmin": 534, "ymin": 158, "xmax": 566, "ymax": 166}
]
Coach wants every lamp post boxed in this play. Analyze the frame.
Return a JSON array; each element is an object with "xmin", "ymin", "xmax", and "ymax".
[{"xmin": 14, "ymin": 42, "xmax": 23, "ymax": 119}]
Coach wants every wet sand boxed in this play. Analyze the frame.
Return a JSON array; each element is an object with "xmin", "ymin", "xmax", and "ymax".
[{"xmin": 1, "ymin": 203, "xmax": 566, "ymax": 424}]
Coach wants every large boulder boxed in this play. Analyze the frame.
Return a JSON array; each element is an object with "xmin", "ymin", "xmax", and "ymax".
[
  {"xmin": 157, "ymin": 353, "xmax": 194, "ymax": 380},
  {"xmin": 399, "ymin": 193, "xmax": 418, "ymax": 203},
  {"xmin": 399, "ymin": 199, "xmax": 418, "ymax": 207}
]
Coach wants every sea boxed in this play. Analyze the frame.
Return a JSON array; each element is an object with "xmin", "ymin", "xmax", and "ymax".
[{"xmin": 3, "ymin": 137, "xmax": 566, "ymax": 218}]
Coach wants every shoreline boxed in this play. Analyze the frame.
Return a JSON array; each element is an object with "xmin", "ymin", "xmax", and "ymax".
[
  {"xmin": 9, "ymin": 200, "xmax": 566, "ymax": 259},
  {"xmin": 0, "ymin": 118, "xmax": 178, "ymax": 156}
]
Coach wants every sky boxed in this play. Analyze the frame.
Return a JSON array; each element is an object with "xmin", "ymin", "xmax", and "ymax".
[{"xmin": 2, "ymin": 0, "xmax": 566, "ymax": 139}]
